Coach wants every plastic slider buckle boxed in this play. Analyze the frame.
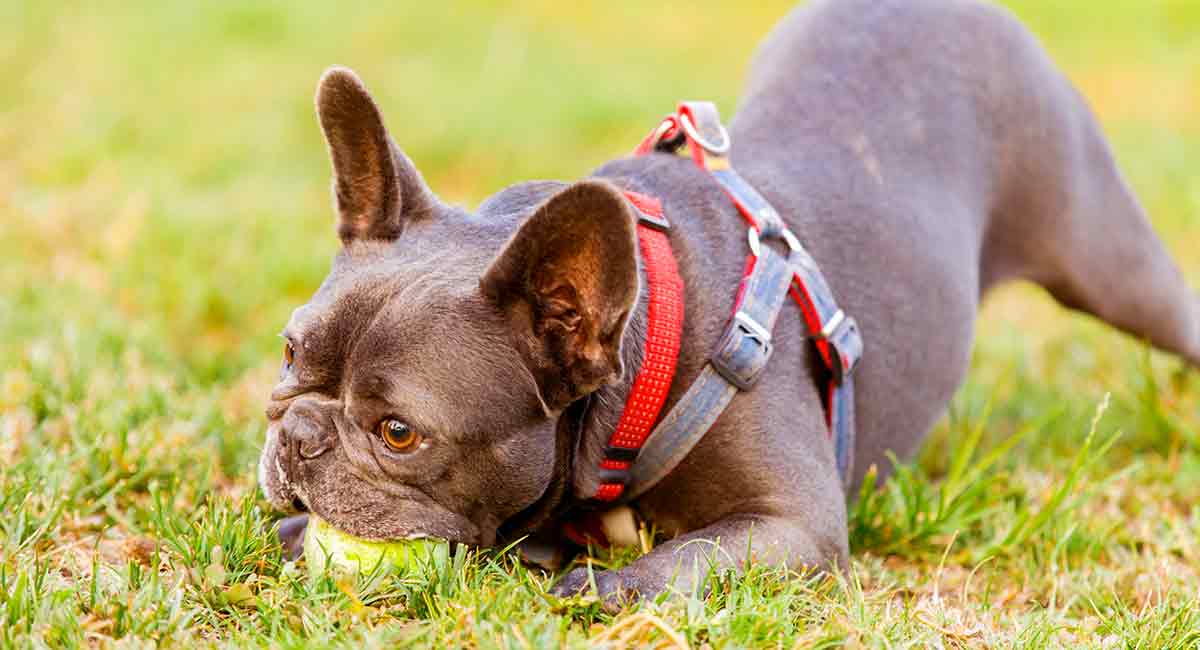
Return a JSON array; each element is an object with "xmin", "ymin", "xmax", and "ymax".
[
  {"xmin": 711, "ymin": 311, "xmax": 774, "ymax": 390},
  {"xmin": 735, "ymin": 311, "xmax": 772, "ymax": 346},
  {"xmin": 749, "ymin": 226, "xmax": 802, "ymax": 258},
  {"xmin": 602, "ymin": 445, "xmax": 640, "ymax": 463},
  {"xmin": 818, "ymin": 311, "xmax": 863, "ymax": 383},
  {"xmin": 596, "ymin": 468, "xmax": 630, "ymax": 488},
  {"xmin": 636, "ymin": 208, "xmax": 671, "ymax": 232}
]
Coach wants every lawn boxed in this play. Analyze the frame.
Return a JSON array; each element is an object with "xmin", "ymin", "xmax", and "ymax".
[{"xmin": 2, "ymin": 1, "xmax": 1198, "ymax": 647}]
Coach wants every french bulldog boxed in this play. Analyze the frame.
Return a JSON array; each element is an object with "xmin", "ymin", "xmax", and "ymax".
[{"xmin": 260, "ymin": 0, "xmax": 1200, "ymax": 602}]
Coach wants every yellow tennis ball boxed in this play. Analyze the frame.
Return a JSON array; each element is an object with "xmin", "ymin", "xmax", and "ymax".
[{"xmin": 303, "ymin": 515, "xmax": 445, "ymax": 577}]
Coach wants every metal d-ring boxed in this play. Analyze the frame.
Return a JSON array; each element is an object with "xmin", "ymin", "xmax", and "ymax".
[
  {"xmin": 648, "ymin": 116, "xmax": 680, "ymax": 151},
  {"xmin": 781, "ymin": 228, "xmax": 803, "ymax": 254},
  {"xmin": 678, "ymin": 112, "xmax": 731, "ymax": 155},
  {"xmin": 653, "ymin": 117, "xmax": 678, "ymax": 141}
]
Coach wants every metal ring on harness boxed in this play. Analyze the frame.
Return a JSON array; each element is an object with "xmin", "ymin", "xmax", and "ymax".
[
  {"xmin": 678, "ymin": 112, "xmax": 731, "ymax": 155},
  {"xmin": 781, "ymin": 228, "xmax": 803, "ymax": 254}
]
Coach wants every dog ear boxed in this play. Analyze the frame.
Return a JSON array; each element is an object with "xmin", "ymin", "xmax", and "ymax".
[
  {"xmin": 315, "ymin": 66, "xmax": 436, "ymax": 244},
  {"xmin": 481, "ymin": 180, "xmax": 641, "ymax": 413}
]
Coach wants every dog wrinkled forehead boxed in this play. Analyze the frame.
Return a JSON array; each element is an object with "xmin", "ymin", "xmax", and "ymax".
[
  {"xmin": 283, "ymin": 251, "xmax": 542, "ymax": 434},
  {"xmin": 286, "ymin": 246, "xmax": 470, "ymax": 346}
]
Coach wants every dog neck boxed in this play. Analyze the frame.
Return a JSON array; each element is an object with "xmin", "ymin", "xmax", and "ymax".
[
  {"xmin": 498, "ymin": 250, "xmax": 651, "ymax": 539},
  {"xmin": 499, "ymin": 155, "xmax": 709, "ymax": 538},
  {"xmin": 571, "ymin": 259, "xmax": 652, "ymax": 499}
]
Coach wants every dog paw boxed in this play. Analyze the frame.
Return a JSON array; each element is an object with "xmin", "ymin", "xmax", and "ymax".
[
  {"xmin": 550, "ymin": 567, "xmax": 637, "ymax": 612},
  {"xmin": 277, "ymin": 514, "xmax": 309, "ymax": 561}
]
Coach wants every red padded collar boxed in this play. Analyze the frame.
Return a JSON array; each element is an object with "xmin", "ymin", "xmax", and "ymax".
[{"xmin": 589, "ymin": 191, "xmax": 685, "ymax": 502}]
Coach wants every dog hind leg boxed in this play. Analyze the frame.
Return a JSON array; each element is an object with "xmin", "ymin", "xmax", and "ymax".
[
  {"xmin": 1034, "ymin": 116, "xmax": 1199, "ymax": 366},
  {"xmin": 983, "ymin": 32, "xmax": 1200, "ymax": 367}
]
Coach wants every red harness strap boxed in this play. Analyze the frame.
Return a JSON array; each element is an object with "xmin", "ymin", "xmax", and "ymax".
[
  {"xmin": 638, "ymin": 103, "xmax": 861, "ymax": 470},
  {"xmin": 592, "ymin": 192, "xmax": 685, "ymax": 502},
  {"xmin": 583, "ymin": 102, "xmax": 861, "ymax": 508}
]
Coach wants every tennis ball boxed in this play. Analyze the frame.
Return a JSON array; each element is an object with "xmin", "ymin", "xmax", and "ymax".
[{"xmin": 303, "ymin": 515, "xmax": 445, "ymax": 577}]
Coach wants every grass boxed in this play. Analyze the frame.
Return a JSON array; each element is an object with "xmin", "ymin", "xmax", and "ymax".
[{"xmin": 1, "ymin": 0, "xmax": 1198, "ymax": 646}]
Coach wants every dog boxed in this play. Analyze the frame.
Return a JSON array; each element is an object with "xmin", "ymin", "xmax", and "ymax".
[{"xmin": 259, "ymin": 0, "xmax": 1200, "ymax": 602}]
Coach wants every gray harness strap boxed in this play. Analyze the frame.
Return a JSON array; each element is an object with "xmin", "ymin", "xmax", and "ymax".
[
  {"xmin": 626, "ymin": 244, "xmax": 797, "ymax": 498},
  {"xmin": 591, "ymin": 100, "xmax": 865, "ymax": 505}
]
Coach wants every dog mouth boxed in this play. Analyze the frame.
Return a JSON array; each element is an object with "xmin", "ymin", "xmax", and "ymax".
[
  {"xmin": 260, "ymin": 417, "xmax": 490, "ymax": 547},
  {"xmin": 259, "ymin": 421, "xmax": 319, "ymax": 515}
]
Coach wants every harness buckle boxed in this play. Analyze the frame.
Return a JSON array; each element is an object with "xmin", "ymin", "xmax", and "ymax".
[
  {"xmin": 623, "ymin": 190, "xmax": 672, "ymax": 231},
  {"xmin": 817, "ymin": 311, "xmax": 863, "ymax": 384},
  {"xmin": 711, "ymin": 310, "xmax": 774, "ymax": 390},
  {"xmin": 636, "ymin": 209, "xmax": 671, "ymax": 232},
  {"xmin": 749, "ymin": 225, "xmax": 807, "ymax": 259},
  {"xmin": 734, "ymin": 311, "xmax": 773, "ymax": 345}
]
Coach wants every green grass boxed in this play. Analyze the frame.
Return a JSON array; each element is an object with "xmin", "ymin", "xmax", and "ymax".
[{"xmin": 2, "ymin": 0, "xmax": 1198, "ymax": 646}]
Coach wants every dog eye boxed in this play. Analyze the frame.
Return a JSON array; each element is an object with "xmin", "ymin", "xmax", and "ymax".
[{"xmin": 378, "ymin": 418, "xmax": 421, "ymax": 453}]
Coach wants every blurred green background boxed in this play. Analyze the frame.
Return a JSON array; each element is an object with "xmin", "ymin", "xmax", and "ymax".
[
  {"xmin": 3, "ymin": 0, "xmax": 1196, "ymax": 470},
  {"xmin": 2, "ymin": 0, "xmax": 1195, "ymax": 382},
  {"xmin": 0, "ymin": 1, "xmax": 1197, "ymax": 645}
]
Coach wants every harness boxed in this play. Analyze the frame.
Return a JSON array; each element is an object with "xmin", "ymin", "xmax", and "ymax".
[{"xmin": 585, "ymin": 101, "xmax": 864, "ymax": 508}]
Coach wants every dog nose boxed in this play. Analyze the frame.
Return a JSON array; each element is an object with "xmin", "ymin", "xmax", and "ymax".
[{"xmin": 281, "ymin": 407, "xmax": 334, "ymax": 460}]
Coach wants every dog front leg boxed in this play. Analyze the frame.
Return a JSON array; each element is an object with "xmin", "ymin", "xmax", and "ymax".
[{"xmin": 550, "ymin": 512, "xmax": 847, "ymax": 607}]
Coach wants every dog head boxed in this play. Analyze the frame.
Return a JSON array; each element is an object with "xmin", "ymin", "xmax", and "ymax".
[{"xmin": 258, "ymin": 67, "xmax": 641, "ymax": 545}]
